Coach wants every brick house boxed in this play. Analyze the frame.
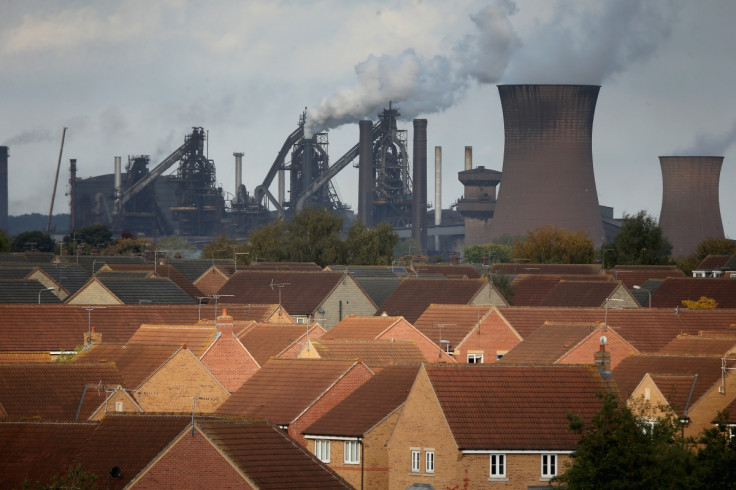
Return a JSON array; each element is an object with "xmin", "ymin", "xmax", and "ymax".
[
  {"xmin": 303, "ymin": 365, "xmax": 421, "ymax": 489},
  {"xmin": 325, "ymin": 315, "xmax": 455, "ymax": 363},
  {"xmin": 298, "ymin": 339, "xmax": 428, "ymax": 367},
  {"xmin": 0, "ymin": 415, "xmax": 353, "ymax": 489},
  {"xmin": 386, "ymin": 364, "xmax": 615, "ymax": 489},
  {"xmin": 413, "ymin": 304, "xmax": 521, "ymax": 363},
  {"xmin": 219, "ymin": 270, "xmax": 377, "ymax": 329},
  {"xmin": 237, "ymin": 320, "xmax": 326, "ymax": 364},
  {"xmin": 509, "ymin": 274, "xmax": 614, "ymax": 306},
  {"xmin": 72, "ymin": 343, "xmax": 230, "ymax": 413},
  {"xmin": 217, "ymin": 358, "xmax": 374, "ymax": 446},
  {"xmin": 651, "ymin": 277, "xmax": 736, "ymax": 308}
]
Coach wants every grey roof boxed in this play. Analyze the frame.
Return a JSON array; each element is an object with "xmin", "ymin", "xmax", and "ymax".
[
  {"xmin": 0, "ymin": 279, "xmax": 63, "ymax": 304},
  {"xmin": 169, "ymin": 259, "xmax": 232, "ymax": 282},
  {"xmin": 353, "ymin": 276, "xmax": 403, "ymax": 308},
  {"xmin": 94, "ymin": 277, "xmax": 196, "ymax": 305},
  {"xmin": 58, "ymin": 255, "xmax": 146, "ymax": 275},
  {"xmin": 0, "ymin": 267, "xmax": 33, "ymax": 279},
  {"xmin": 0, "ymin": 254, "xmax": 31, "ymax": 264},
  {"xmin": 327, "ymin": 265, "xmax": 402, "ymax": 278},
  {"xmin": 724, "ymin": 253, "xmax": 736, "ymax": 271},
  {"xmin": 37, "ymin": 264, "xmax": 90, "ymax": 295}
]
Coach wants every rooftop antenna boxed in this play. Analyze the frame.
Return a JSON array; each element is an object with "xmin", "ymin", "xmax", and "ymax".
[
  {"xmin": 434, "ymin": 322, "xmax": 455, "ymax": 359},
  {"xmin": 270, "ymin": 279, "xmax": 290, "ymax": 308},
  {"xmin": 209, "ymin": 294, "xmax": 233, "ymax": 324},
  {"xmin": 77, "ymin": 305, "xmax": 107, "ymax": 337}
]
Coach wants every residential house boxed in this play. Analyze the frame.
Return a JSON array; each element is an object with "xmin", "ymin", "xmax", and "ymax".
[
  {"xmin": 298, "ymin": 339, "xmax": 428, "ymax": 368},
  {"xmin": 692, "ymin": 255, "xmax": 732, "ymax": 278},
  {"xmin": 66, "ymin": 277, "xmax": 196, "ymax": 305},
  {"xmin": 537, "ymin": 280, "xmax": 640, "ymax": 308},
  {"xmin": 412, "ymin": 264, "xmax": 481, "ymax": 278},
  {"xmin": 378, "ymin": 277, "xmax": 508, "ymax": 324},
  {"xmin": 657, "ymin": 334, "xmax": 736, "ymax": 356},
  {"xmin": 72, "ymin": 343, "xmax": 229, "ymax": 412},
  {"xmin": 218, "ymin": 270, "xmax": 377, "ymax": 328},
  {"xmin": 0, "ymin": 279, "xmax": 64, "ymax": 304},
  {"xmin": 94, "ymin": 263, "xmax": 205, "ymax": 300},
  {"xmin": 613, "ymin": 354, "xmax": 736, "ymax": 437},
  {"xmin": 607, "ymin": 264, "xmax": 686, "ymax": 287},
  {"xmin": 237, "ymin": 319, "xmax": 326, "ymax": 364},
  {"xmin": 491, "ymin": 263, "xmax": 602, "ymax": 276},
  {"xmin": 651, "ymin": 277, "xmax": 736, "ymax": 308},
  {"xmin": 413, "ymin": 304, "xmax": 521, "ymax": 363},
  {"xmin": 509, "ymin": 273, "xmax": 613, "ymax": 306},
  {"xmin": 325, "ymin": 315, "xmax": 455, "ymax": 363},
  {"xmin": 0, "ymin": 363, "xmax": 139, "ymax": 420},
  {"xmin": 386, "ymin": 363, "xmax": 615, "ymax": 489},
  {"xmin": 325, "ymin": 266, "xmax": 404, "ymax": 308},
  {"xmin": 217, "ymin": 358, "xmax": 374, "ymax": 445},
  {"xmin": 0, "ymin": 415, "xmax": 353, "ymax": 489},
  {"xmin": 0, "ymin": 262, "xmax": 89, "ymax": 300},
  {"xmin": 304, "ymin": 365, "xmax": 421, "ymax": 489}
]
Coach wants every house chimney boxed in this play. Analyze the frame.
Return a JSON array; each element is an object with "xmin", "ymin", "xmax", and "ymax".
[
  {"xmin": 450, "ymin": 252, "xmax": 459, "ymax": 266},
  {"xmin": 594, "ymin": 335, "xmax": 612, "ymax": 375},
  {"xmin": 84, "ymin": 326, "xmax": 102, "ymax": 346},
  {"xmin": 217, "ymin": 308, "xmax": 234, "ymax": 337}
]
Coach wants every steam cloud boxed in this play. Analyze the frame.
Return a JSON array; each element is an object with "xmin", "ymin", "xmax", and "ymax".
[
  {"xmin": 677, "ymin": 120, "xmax": 736, "ymax": 156},
  {"xmin": 304, "ymin": 0, "xmax": 519, "ymax": 137},
  {"xmin": 3, "ymin": 128, "xmax": 54, "ymax": 146}
]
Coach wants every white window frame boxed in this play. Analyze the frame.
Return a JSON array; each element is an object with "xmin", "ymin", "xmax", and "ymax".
[
  {"xmin": 344, "ymin": 440, "xmax": 360, "ymax": 464},
  {"xmin": 467, "ymin": 353, "xmax": 484, "ymax": 364},
  {"xmin": 315, "ymin": 439, "xmax": 330, "ymax": 463},
  {"xmin": 541, "ymin": 453, "xmax": 557, "ymax": 479},
  {"xmin": 425, "ymin": 449, "xmax": 435, "ymax": 474},
  {"xmin": 489, "ymin": 453, "xmax": 506, "ymax": 478},
  {"xmin": 411, "ymin": 449, "xmax": 421, "ymax": 473},
  {"xmin": 115, "ymin": 401, "xmax": 124, "ymax": 412}
]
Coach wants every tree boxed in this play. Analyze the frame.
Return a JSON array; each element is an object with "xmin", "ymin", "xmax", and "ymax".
[
  {"xmin": 63, "ymin": 224, "xmax": 114, "ymax": 254},
  {"xmin": 105, "ymin": 237, "xmax": 155, "ymax": 256},
  {"xmin": 11, "ymin": 230, "xmax": 56, "ymax": 252},
  {"xmin": 284, "ymin": 207, "xmax": 347, "ymax": 266},
  {"xmin": 346, "ymin": 220, "xmax": 397, "ymax": 265},
  {"xmin": 462, "ymin": 243, "xmax": 512, "ymax": 264},
  {"xmin": 512, "ymin": 225, "xmax": 594, "ymax": 264},
  {"xmin": 200, "ymin": 234, "xmax": 245, "ymax": 262},
  {"xmin": 606, "ymin": 211, "xmax": 672, "ymax": 266},
  {"xmin": 156, "ymin": 234, "xmax": 197, "ymax": 252},
  {"xmin": 394, "ymin": 238, "xmax": 422, "ymax": 258},
  {"xmin": 247, "ymin": 220, "xmax": 287, "ymax": 263},
  {"xmin": 682, "ymin": 296, "xmax": 718, "ymax": 309},
  {"xmin": 0, "ymin": 229, "xmax": 11, "ymax": 252}
]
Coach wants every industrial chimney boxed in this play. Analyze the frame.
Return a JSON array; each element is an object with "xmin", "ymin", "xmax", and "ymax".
[
  {"xmin": 113, "ymin": 156, "xmax": 122, "ymax": 216},
  {"xmin": 69, "ymin": 159, "xmax": 77, "ymax": 230},
  {"xmin": 233, "ymin": 152, "xmax": 244, "ymax": 203},
  {"xmin": 488, "ymin": 85, "xmax": 605, "ymax": 246},
  {"xmin": 358, "ymin": 120, "xmax": 374, "ymax": 227},
  {"xmin": 658, "ymin": 156, "xmax": 725, "ymax": 256},
  {"xmin": 412, "ymin": 119, "xmax": 428, "ymax": 253},
  {"xmin": 434, "ymin": 146, "xmax": 442, "ymax": 252},
  {"xmin": 0, "ymin": 146, "xmax": 7, "ymax": 232}
]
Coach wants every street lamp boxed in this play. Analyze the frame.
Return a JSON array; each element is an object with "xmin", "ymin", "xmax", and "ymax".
[
  {"xmin": 633, "ymin": 285, "xmax": 652, "ymax": 308},
  {"xmin": 38, "ymin": 287, "xmax": 55, "ymax": 304}
]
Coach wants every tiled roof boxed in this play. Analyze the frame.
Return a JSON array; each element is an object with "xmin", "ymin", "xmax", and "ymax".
[
  {"xmin": 36, "ymin": 263, "xmax": 90, "ymax": 294},
  {"xmin": 197, "ymin": 418, "xmax": 352, "ymax": 488},
  {"xmin": 495, "ymin": 306, "xmax": 736, "ymax": 352},
  {"xmin": 497, "ymin": 323, "xmax": 601, "ymax": 364},
  {"xmin": 0, "ymin": 351, "xmax": 53, "ymax": 363},
  {"xmin": 0, "ymin": 304, "xmax": 281, "ymax": 351},
  {"xmin": 0, "ymin": 279, "xmax": 63, "ymax": 304},
  {"xmin": 412, "ymin": 264, "xmax": 481, "ymax": 278},
  {"xmin": 694, "ymin": 255, "xmax": 731, "ymax": 271},
  {"xmin": 307, "ymin": 339, "xmax": 427, "ymax": 366},
  {"xmin": 724, "ymin": 253, "xmax": 736, "ymax": 271},
  {"xmin": 651, "ymin": 277, "xmax": 736, "ymax": 308},
  {"xmin": 169, "ymin": 259, "xmax": 232, "ymax": 282},
  {"xmin": 217, "ymin": 359, "xmax": 365, "ymax": 424},
  {"xmin": 492, "ymin": 263, "xmax": 602, "ymax": 276},
  {"xmin": 97, "ymin": 263, "xmax": 205, "ymax": 299},
  {"xmin": 658, "ymin": 335, "xmax": 736, "ymax": 355},
  {"xmin": 128, "ymin": 325, "xmax": 217, "ymax": 356},
  {"xmin": 92, "ymin": 277, "xmax": 196, "ymax": 304},
  {"xmin": 425, "ymin": 364, "xmax": 615, "ymax": 450},
  {"xmin": 218, "ymin": 270, "xmax": 351, "ymax": 315},
  {"xmin": 607, "ymin": 268, "xmax": 687, "ymax": 289},
  {"xmin": 510, "ymin": 274, "xmax": 612, "ymax": 306},
  {"xmin": 304, "ymin": 364, "xmax": 420, "ymax": 436},
  {"xmin": 0, "ymin": 363, "xmax": 124, "ymax": 419},
  {"xmin": 649, "ymin": 374, "xmax": 699, "ymax": 413},
  {"xmin": 353, "ymin": 276, "xmax": 403, "ymax": 307},
  {"xmin": 612, "ymin": 354, "xmax": 724, "ymax": 401},
  {"xmin": 58, "ymin": 255, "xmax": 146, "ymax": 276},
  {"xmin": 378, "ymin": 278, "xmax": 489, "ymax": 323},
  {"xmin": 327, "ymin": 265, "xmax": 401, "ymax": 278},
  {"xmin": 325, "ymin": 315, "xmax": 405, "ymax": 339},
  {"xmin": 538, "ymin": 280, "xmax": 622, "ymax": 307},
  {"xmin": 725, "ymin": 397, "xmax": 736, "ymax": 424},
  {"xmin": 0, "ymin": 266, "xmax": 37, "ymax": 279},
  {"xmin": 72, "ymin": 343, "xmax": 180, "ymax": 388},
  {"xmin": 238, "ymin": 322, "xmax": 326, "ymax": 365},
  {"xmin": 250, "ymin": 261, "xmax": 324, "ymax": 271},
  {"xmin": 413, "ymin": 304, "xmax": 495, "ymax": 348}
]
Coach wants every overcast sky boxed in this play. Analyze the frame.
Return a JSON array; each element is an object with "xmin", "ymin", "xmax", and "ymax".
[{"xmin": 2, "ymin": 0, "xmax": 735, "ymax": 238}]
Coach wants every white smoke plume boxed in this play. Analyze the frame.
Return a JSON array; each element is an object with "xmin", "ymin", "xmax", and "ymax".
[
  {"xmin": 3, "ymin": 127, "xmax": 54, "ymax": 146},
  {"xmin": 505, "ymin": 0, "xmax": 681, "ymax": 84},
  {"xmin": 676, "ymin": 120, "xmax": 736, "ymax": 156},
  {"xmin": 304, "ymin": 0, "xmax": 519, "ymax": 137}
]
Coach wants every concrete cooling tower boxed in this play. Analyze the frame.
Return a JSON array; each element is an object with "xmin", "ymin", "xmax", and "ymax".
[
  {"xmin": 658, "ymin": 156, "xmax": 725, "ymax": 256},
  {"xmin": 488, "ymin": 85, "xmax": 605, "ymax": 246}
]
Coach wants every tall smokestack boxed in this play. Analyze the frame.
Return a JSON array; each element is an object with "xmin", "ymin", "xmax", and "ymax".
[
  {"xmin": 0, "ymin": 146, "xmax": 7, "ymax": 232},
  {"xmin": 113, "ymin": 156, "xmax": 122, "ymax": 216},
  {"xmin": 489, "ymin": 85, "xmax": 605, "ymax": 246},
  {"xmin": 69, "ymin": 159, "xmax": 77, "ymax": 230},
  {"xmin": 659, "ymin": 156, "xmax": 725, "ymax": 256},
  {"xmin": 358, "ymin": 120, "xmax": 374, "ymax": 227},
  {"xmin": 412, "ymin": 119, "xmax": 428, "ymax": 252},
  {"xmin": 435, "ymin": 146, "xmax": 442, "ymax": 252},
  {"xmin": 233, "ymin": 152, "xmax": 243, "ymax": 200},
  {"xmin": 465, "ymin": 146, "xmax": 472, "ymax": 171}
]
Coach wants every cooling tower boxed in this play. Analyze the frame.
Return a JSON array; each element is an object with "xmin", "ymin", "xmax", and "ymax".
[
  {"xmin": 658, "ymin": 156, "xmax": 725, "ymax": 256},
  {"xmin": 412, "ymin": 119, "xmax": 428, "ymax": 252},
  {"xmin": 0, "ymin": 146, "xmax": 7, "ymax": 231},
  {"xmin": 488, "ymin": 85, "xmax": 605, "ymax": 245}
]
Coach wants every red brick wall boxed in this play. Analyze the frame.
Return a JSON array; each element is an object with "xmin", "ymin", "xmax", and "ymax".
[
  {"xmin": 290, "ymin": 363, "xmax": 374, "ymax": 446},
  {"xmin": 455, "ymin": 312, "xmax": 522, "ymax": 364},
  {"xmin": 557, "ymin": 329, "xmax": 637, "ymax": 370},
  {"xmin": 201, "ymin": 334, "xmax": 260, "ymax": 392},
  {"xmin": 131, "ymin": 429, "xmax": 252, "ymax": 489}
]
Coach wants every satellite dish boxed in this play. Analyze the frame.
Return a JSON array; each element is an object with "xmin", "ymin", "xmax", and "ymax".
[
  {"xmin": 110, "ymin": 466, "xmax": 122, "ymax": 478},
  {"xmin": 600, "ymin": 335, "xmax": 608, "ymax": 346}
]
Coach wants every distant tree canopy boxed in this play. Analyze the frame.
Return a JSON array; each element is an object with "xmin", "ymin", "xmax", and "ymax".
[
  {"xmin": 200, "ymin": 234, "xmax": 248, "ymax": 263},
  {"xmin": 11, "ymin": 230, "xmax": 55, "ymax": 252},
  {"xmin": 511, "ymin": 226, "xmax": 594, "ymax": 264},
  {"xmin": 604, "ymin": 211, "xmax": 672, "ymax": 267},
  {"xmin": 462, "ymin": 243, "xmax": 513, "ymax": 264},
  {"xmin": 105, "ymin": 237, "xmax": 155, "ymax": 256},
  {"xmin": 62, "ymin": 224, "xmax": 114, "ymax": 254},
  {"xmin": 675, "ymin": 237, "xmax": 736, "ymax": 275},
  {"xmin": 155, "ymin": 235, "xmax": 197, "ymax": 254},
  {"xmin": 0, "ymin": 229, "xmax": 11, "ymax": 252}
]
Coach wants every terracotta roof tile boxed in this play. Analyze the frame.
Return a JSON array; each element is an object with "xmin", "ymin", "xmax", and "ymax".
[
  {"xmin": 510, "ymin": 274, "xmax": 612, "ymax": 306},
  {"xmin": 72, "ymin": 343, "xmax": 180, "ymax": 388},
  {"xmin": 326, "ymin": 315, "xmax": 405, "ymax": 339},
  {"xmin": 425, "ymin": 364, "xmax": 615, "ymax": 450},
  {"xmin": 658, "ymin": 335, "xmax": 736, "ymax": 355},
  {"xmin": 217, "ymin": 359, "xmax": 366, "ymax": 425},
  {"xmin": 696, "ymin": 255, "xmax": 732, "ymax": 270},
  {"xmin": 607, "ymin": 268, "xmax": 686, "ymax": 289},
  {"xmin": 538, "ymin": 280, "xmax": 622, "ymax": 307},
  {"xmin": 239, "ymin": 322, "xmax": 326, "ymax": 365},
  {"xmin": 497, "ymin": 323, "xmax": 601, "ymax": 364},
  {"xmin": 0, "ymin": 363, "xmax": 124, "ymax": 419},
  {"xmin": 651, "ymin": 277, "xmax": 736, "ymax": 308},
  {"xmin": 307, "ymin": 339, "xmax": 427, "ymax": 366},
  {"xmin": 305, "ymin": 364, "xmax": 420, "ymax": 436},
  {"xmin": 0, "ymin": 352, "xmax": 53, "ymax": 363},
  {"xmin": 413, "ymin": 304, "xmax": 495, "ymax": 348},
  {"xmin": 492, "ymin": 263, "xmax": 602, "ymax": 275},
  {"xmin": 128, "ymin": 325, "xmax": 217, "ymax": 356},
  {"xmin": 649, "ymin": 374, "xmax": 699, "ymax": 413},
  {"xmin": 379, "ymin": 278, "xmax": 489, "ymax": 323}
]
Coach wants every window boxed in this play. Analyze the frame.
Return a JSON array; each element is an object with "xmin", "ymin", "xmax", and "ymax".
[
  {"xmin": 315, "ymin": 439, "xmax": 330, "ymax": 463},
  {"xmin": 490, "ymin": 453, "xmax": 506, "ymax": 478},
  {"xmin": 467, "ymin": 353, "xmax": 484, "ymax": 364},
  {"xmin": 344, "ymin": 440, "xmax": 360, "ymax": 464},
  {"xmin": 425, "ymin": 450, "xmax": 435, "ymax": 474},
  {"xmin": 541, "ymin": 454, "xmax": 557, "ymax": 478},
  {"xmin": 115, "ymin": 401, "xmax": 123, "ymax": 412},
  {"xmin": 411, "ymin": 449, "xmax": 421, "ymax": 473}
]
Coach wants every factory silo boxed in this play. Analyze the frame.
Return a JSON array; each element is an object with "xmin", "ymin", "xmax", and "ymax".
[
  {"xmin": 658, "ymin": 156, "xmax": 725, "ymax": 256},
  {"xmin": 488, "ymin": 85, "xmax": 605, "ymax": 246}
]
